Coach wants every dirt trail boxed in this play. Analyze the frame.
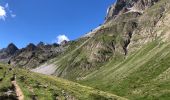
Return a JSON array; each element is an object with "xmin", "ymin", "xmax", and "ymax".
[{"xmin": 11, "ymin": 80, "xmax": 24, "ymax": 100}]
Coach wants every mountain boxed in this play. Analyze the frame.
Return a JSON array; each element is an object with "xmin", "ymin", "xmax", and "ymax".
[
  {"xmin": 105, "ymin": 0, "xmax": 159, "ymax": 22},
  {"xmin": 9, "ymin": 42, "xmax": 66, "ymax": 68},
  {"xmin": 0, "ymin": 43, "xmax": 19, "ymax": 63},
  {"xmin": 1, "ymin": 0, "xmax": 170, "ymax": 99},
  {"xmin": 35, "ymin": 0, "xmax": 169, "ymax": 79},
  {"xmin": 32, "ymin": 0, "xmax": 170, "ymax": 99}
]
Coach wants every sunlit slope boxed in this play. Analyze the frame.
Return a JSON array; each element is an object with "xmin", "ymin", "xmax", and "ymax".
[
  {"xmin": 0, "ymin": 64, "xmax": 127, "ymax": 100},
  {"xmin": 35, "ymin": 0, "xmax": 170, "ymax": 81},
  {"xmin": 80, "ymin": 40, "xmax": 170, "ymax": 100},
  {"xmin": 30, "ymin": 0, "xmax": 170, "ymax": 99},
  {"xmin": 0, "ymin": 64, "xmax": 17, "ymax": 99}
]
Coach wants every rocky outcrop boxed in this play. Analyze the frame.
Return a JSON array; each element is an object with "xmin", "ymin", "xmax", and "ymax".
[
  {"xmin": 60, "ymin": 40, "xmax": 68, "ymax": 46},
  {"xmin": 105, "ymin": 0, "xmax": 159, "ymax": 22},
  {"xmin": 25, "ymin": 43, "xmax": 37, "ymax": 51}
]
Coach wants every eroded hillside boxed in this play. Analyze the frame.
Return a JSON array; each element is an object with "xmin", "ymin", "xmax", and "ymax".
[{"xmin": 35, "ymin": 0, "xmax": 170, "ymax": 79}]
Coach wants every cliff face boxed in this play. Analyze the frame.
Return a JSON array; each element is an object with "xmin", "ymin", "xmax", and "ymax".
[{"xmin": 105, "ymin": 0, "xmax": 159, "ymax": 22}]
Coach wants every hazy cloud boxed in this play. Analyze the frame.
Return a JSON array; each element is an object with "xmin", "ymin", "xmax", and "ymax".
[
  {"xmin": 11, "ymin": 14, "xmax": 16, "ymax": 18},
  {"xmin": 7, "ymin": 3, "xmax": 16, "ymax": 18},
  {"xmin": 0, "ymin": 6, "xmax": 6, "ymax": 20},
  {"xmin": 56, "ymin": 35, "xmax": 70, "ymax": 44},
  {"xmin": 5, "ymin": 3, "xmax": 9, "ymax": 8}
]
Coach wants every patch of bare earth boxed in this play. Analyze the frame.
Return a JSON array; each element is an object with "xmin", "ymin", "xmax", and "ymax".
[{"xmin": 11, "ymin": 81, "xmax": 24, "ymax": 100}]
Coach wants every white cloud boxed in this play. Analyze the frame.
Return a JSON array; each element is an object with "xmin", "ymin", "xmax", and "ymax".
[
  {"xmin": 0, "ymin": 6, "xmax": 6, "ymax": 20},
  {"xmin": 56, "ymin": 35, "xmax": 70, "ymax": 44}
]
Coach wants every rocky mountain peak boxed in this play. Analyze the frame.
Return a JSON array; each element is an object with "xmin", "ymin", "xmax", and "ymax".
[
  {"xmin": 37, "ymin": 42, "xmax": 45, "ymax": 47},
  {"xmin": 0, "ymin": 43, "xmax": 18, "ymax": 62},
  {"xmin": 26, "ymin": 43, "xmax": 37, "ymax": 51},
  {"xmin": 52, "ymin": 43, "xmax": 60, "ymax": 47},
  {"xmin": 6, "ymin": 43, "xmax": 18, "ymax": 55},
  {"xmin": 105, "ymin": 0, "xmax": 159, "ymax": 22}
]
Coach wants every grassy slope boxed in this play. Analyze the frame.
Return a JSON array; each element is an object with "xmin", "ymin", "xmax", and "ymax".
[
  {"xmin": 0, "ymin": 64, "xmax": 17, "ymax": 99},
  {"xmin": 66, "ymin": 1, "xmax": 170, "ymax": 99},
  {"xmin": 80, "ymin": 40, "xmax": 170, "ymax": 100},
  {"xmin": 1, "ymin": 0, "xmax": 170, "ymax": 100},
  {"xmin": 0, "ymin": 64, "xmax": 127, "ymax": 100}
]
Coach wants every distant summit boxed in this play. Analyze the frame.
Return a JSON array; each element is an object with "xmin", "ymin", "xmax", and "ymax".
[
  {"xmin": 0, "ymin": 43, "xmax": 18, "ymax": 63},
  {"xmin": 8, "ymin": 42, "xmax": 66, "ymax": 68},
  {"xmin": 6, "ymin": 43, "xmax": 19, "ymax": 55},
  {"xmin": 25, "ymin": 43, "xmax": 37, "ymax": 51}
]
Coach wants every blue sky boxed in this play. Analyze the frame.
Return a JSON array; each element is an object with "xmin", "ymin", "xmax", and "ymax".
[{"xmin": 0, "ymin": 0, "xmax": 115, "ymax": 48}]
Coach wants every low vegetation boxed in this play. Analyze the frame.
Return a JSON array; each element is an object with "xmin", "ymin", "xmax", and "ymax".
[
  {"xmin": 0, "ymin": 64, "xmax": 127, "ymax": 100},
  {"xmin": 80, "ymin": 40, "xmax": 170, "ymax": 100}
]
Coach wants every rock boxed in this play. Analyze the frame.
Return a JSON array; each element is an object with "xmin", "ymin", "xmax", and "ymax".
[
  {"xmin": 105, "ymin": 0, "xmax": 159, "ymax": 22},
  {"xmin": 37, "ymin": 42, "xmax": 45, "ymax": 47},
  {"xmin": 4, "ymin": 90, "xmax": 14, "ymax": 96},
  {"xmin": 52, "ymin": 43, "xmax": 60, "ymax": 47},
  {"xmin": 43, "ymin": 84, "xmax": 48, "ymax": 88},
  {"xmin": 25, "ymin": 43, "xmax": 37, "ymax": 51},
  {"xmin": 0, "ymin": 78, "xmax": 3, "ymax": 81},
  {"xmin": 9, "ymin": 68, "xmax": 13, "ymax": 71},
  {"xmin": 31, "ymin": 94, "xmax": 38, "ymax": 100},
  {"xmin": 10, "ymin": 74, "xmax": 16, "ymax": 81},
  {"xmin": 60, "ymin": 40, "xmax": 68, "ymax": 46}
]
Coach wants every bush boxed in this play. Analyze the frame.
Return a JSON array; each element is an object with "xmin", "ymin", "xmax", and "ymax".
[{"xmin": 89, "ymin": 93, "xmax": 113, "ymax": 100}]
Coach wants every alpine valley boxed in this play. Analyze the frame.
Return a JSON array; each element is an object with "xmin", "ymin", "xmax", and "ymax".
[{"xmin": 1, "ymin": 0, "xmax": 170, "ymax": 100}]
